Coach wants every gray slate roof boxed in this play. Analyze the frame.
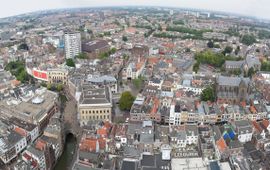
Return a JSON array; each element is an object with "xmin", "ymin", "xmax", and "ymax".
[{"xmin": 217, "ymin": 76, "xmax": 250, "ymax": 87}]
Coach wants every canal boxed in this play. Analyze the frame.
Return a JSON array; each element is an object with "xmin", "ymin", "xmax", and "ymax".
[{"xmin": 54, "ymin": 133, "xmax": 77, "ymax": 170}]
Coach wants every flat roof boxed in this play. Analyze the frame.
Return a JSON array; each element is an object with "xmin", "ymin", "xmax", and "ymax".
[
  {"xmin": 79, "ymin": 86, "xmax": 111, "ymax": 105},
  {"xmin": 171, "ymin": 158, "xmax": 207, "ymax": 170},
  {"xmin": 0, "ymin": 88, "xmax": 58, "ymax": 124}
]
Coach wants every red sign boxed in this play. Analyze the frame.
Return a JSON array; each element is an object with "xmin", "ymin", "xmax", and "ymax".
[{"xmin": 33, "ymin": 70, "xmax": 48, "ymax": 81}]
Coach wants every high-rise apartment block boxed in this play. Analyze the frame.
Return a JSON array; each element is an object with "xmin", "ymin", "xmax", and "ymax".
[{"xmin": 64, "ymin": 32, "xmax": 81, "ymax": 59}]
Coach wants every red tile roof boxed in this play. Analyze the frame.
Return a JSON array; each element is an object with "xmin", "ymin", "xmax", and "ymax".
[
  {"xmin": 252, "ymin": 121, "xmax": 263, "ymax": 133},
  {"xmin": 80, "ymin": 138, "xmax": 97, "ymax": 152},
  {"xmin": 35, "ymin": 139, "xmax": 47, "ymax": 151},
  {"xmin": 148, "ymin": 57, "xmax": 160, "ymax": 65},
  {"xmin": 216, "ymin": 138, "xmax": 227, "ymax": 152},
  {"xmin": 14, "ymin": 127, "xmax": 27, "ymax": 137},
  {"xmin": 79, "ymin": 137, "xmax": 106, "ymax": 152},
  {"xmin": 262, "ymin": 119, "xmax": 270, "ymax": 129},
  {"xmin": 97, "ymin": 127, "xmax": 107, "ymax": 138},
  {"xmin": 150, "ymin": 98, "xmax": 159, "ymax": 115}
]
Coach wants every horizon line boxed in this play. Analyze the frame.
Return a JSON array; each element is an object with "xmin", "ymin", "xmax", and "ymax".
[{"xmin": 0, "ymin": 5, "xmax": 269, "ymax": 22}]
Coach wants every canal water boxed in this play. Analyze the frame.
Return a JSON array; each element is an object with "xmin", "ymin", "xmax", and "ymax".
[{"xmin": 54, "ymin": 133, "xmax": 77, "ymax": 170}]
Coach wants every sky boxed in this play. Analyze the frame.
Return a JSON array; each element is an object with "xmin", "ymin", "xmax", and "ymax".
[{"xmin": 0, "ymin": 0, "xmax": 270, "ymax": 19}]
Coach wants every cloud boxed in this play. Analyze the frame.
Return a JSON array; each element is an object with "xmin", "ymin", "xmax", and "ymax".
[{"xmin": 0, "ymin": 0, "xmax": 269, "ymax": 19}]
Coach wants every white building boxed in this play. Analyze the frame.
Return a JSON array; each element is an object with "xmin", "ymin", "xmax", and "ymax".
[
  {"xmin": 123, "ymin": 57, "xmax": 146, "ymax": 80},
  {"xmin": 42, "ymin": 36, "xmax": 61, "ymax": 48},
  {"xmin": 233, "ymin": 120, "xmax": 253, "ymax": 143},
  {"xmin": 64, "ymin": 32, "xmax": 81, "ymax": 59},
  {"xmin": 22, "ymin": 146, "xmax": 46, "ymax": 170},
  {"xmin": 169, "ymin": 104, "xmax": 181, "ymax": 125},
  {"xmin": 185, "ymin": 124, "xmax": 199, "ymax": 145},
  {"xmin": 11, "ymin": 117, "xmax": 39, "ymax": 144},
  {"xmin": 0, "ymin": 131, "xmax": 27, "ymax": 164},
  {"xmin": 148, "ymin": 78, "xmax": 163, "ymax": 90}
]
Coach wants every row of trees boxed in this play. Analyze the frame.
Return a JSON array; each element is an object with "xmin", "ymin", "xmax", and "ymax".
[
  {"xmin": 99, "ymin": 47, "xmax": 117, "ymax": 60},
  {"xmin": 153, "ymin": 32, "xmax": 179, "ymax": 39},
  {"xmin": 173, "ymin": 20, "xmax": 184, "ymax": 25},
  {"xmin": 41, "ymin": 82, "xmax": 64, "ymax": 92},
  {"xmin": 258, "ymin": 30, "xmax": 270, "ymax": 39},
  {"xmin": 193, "ymin": 51, "xmax": 242, "ymax": 73},
  {"xmin": 166, "ymin": 26, "xmax": 212, "ymax": 39},
  {"xmin": 224, "ymin": 27, "xmax": 240, "ymax": 37},
  {"xmin": 75, "ymin": 53, "xmax": 88, "ymax": 59},
  {"xmin": 134, "ymin": 24, "xmax": 153, "ymax": 30}
]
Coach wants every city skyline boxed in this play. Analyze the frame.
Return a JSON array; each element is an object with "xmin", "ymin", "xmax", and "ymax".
[{"xmin": 0, "ymin": 0, "xmax": 270, "ymax": 20}]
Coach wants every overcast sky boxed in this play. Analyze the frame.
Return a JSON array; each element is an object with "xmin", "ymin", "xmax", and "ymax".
[{"xmin": 1, "ymin": 0, "xmax": 270, "ymax": 19}]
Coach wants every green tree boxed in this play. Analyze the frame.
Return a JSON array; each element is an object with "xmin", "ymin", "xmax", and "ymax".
[
  {"xmin": 207, "ymin": 41, "xmax": 214, "ymax": 48},
  {"xmin": 110, "ymin": 47, "xmax": 116, "ymax": 54},
  {"xmin": 201, "ymin": 86, "xmax": 215, "ymax": 102},
  {"xmin": 76, "ymin": 53, "xmax": 88, "ymax": 59},
  {"xmin": 40, "ymin": 82, "xmax": 47, "ymax": 87},
  {"xmin": 235, "ymin": 46, "xmax": 240, "ymax": 55},
  {"xmin": 56, "ymin": 84, "xmax": 64, "ymax": 92},
  {"xmin": 122, "ymin": 35, "xmax": 128, "ymax": 42},
  {"xmin": 119, "ymin": 91, "xmax": 135, "ymax": 111},
  {"xmin": 194, "ymin": 50, "xmax": 242, "ymax": 69},
  {"xmin": 258, "ymin": 30, "xmax": 270, "ymax": 39},
  {"xmin": 17, "ymin": 70, "xmax": 29, "ymax": 83},
  {"xmin": 261, "ymin": 61, "xmax": 270, "ymax": 71},
  {"xmin": 132, "ymin": 76, "xmax": 145, "ymax": 89},
  {"xmin": 123, "ymin": 54, "xmax": 129, "ymax": 60},
  {"xmin": 18, "ymin": 43, "xmax": 29, "ymax": 50},
  {"xmin": 193, "ymin": 62, "xmax": 200, "ymax": 73},
  {"xmin": 247, "ymin": 67, "xmax": 255, "ymax": 77},
  {"xmin": 66, "ymin": 58, "xmax": 75, "ymax": 67},
  {"xmin": 99, "ymin": 52, "xmax": 109, "ymax": 60},
  {"xmin": 185, "ymin": 48, "xmax": 191, "ymax": 52},
  {"xmin": 173, "ymin": 20, "xmax": 184, "ymax": 25},
  {"xmin": 222, "ymin": 46, "xmax": 233, "ymax": 55},
  {"xmin": 241, "ymin": 34, "xmax": 257, "ymax": 46},
  {"xmin": 87, "ymin": 29, "xmax": 93, "ymax": 34},
  {"xmin": 214, "ymin": 44, "xmax": 220, "ymax": 48},
  {"xmin": 231, "ymin": 68, "xmax": 242, "ymax": 76},
  {"xmin": 157, "ymin": 24, "xmax": 162, "ymax": 31},
  {"xmin": 47, "ymin": 84, "xmax": 52, "ymax": 90},
  {"xmin": 5, "ymin": 61, "xmax": 29, "ymax": 83}
]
